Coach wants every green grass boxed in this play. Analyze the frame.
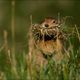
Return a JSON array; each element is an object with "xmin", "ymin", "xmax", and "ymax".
[{"xmin": 0, "ymin": 25, "xmax": 80, "ymax": 80}]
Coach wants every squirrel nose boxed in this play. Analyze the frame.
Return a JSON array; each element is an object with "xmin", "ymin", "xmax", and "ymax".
[{"xmin": 45, "ymin": 24, "xmax": 49, "ymax": 27}]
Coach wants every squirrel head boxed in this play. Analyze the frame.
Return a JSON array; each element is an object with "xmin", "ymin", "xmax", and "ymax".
[{"xmin": 41, "ymin": 17, "xmax": 58, "ymax": 28}]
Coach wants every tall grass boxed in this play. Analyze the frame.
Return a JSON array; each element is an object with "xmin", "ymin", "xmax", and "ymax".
[{"xmin": 0, "ymin": 22, "xmax": 80, "ymax": 80}]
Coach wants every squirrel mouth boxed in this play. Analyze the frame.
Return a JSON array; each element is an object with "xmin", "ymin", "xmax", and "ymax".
[{"xmin": 43, "ymin": 34, "xmax": 57, "ymax": 41}]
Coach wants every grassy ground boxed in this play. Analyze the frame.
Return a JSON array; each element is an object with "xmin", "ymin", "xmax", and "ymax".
[{"xmin": 0, "ymin": 23, "xmax": 80, "ymax": 80}]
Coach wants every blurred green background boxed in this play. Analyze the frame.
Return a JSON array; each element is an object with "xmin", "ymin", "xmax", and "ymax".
[
  {"xmin": 0, "ymin": 1, "xmax": 80, "ymax": 79},
  {"xmin": 0, "ymin": 0, "xmax": 80, "ymax": 48}
]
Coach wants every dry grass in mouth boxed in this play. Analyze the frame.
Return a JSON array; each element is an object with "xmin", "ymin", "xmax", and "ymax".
[{"xmin": 32, "ymin": 24, "xmax": 63, "ymax": 42}]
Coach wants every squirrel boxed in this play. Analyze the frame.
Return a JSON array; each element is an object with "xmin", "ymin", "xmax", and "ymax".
[{"xmin": 27, "ymin": 17, "xmax": 65, "ymax": 72}]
